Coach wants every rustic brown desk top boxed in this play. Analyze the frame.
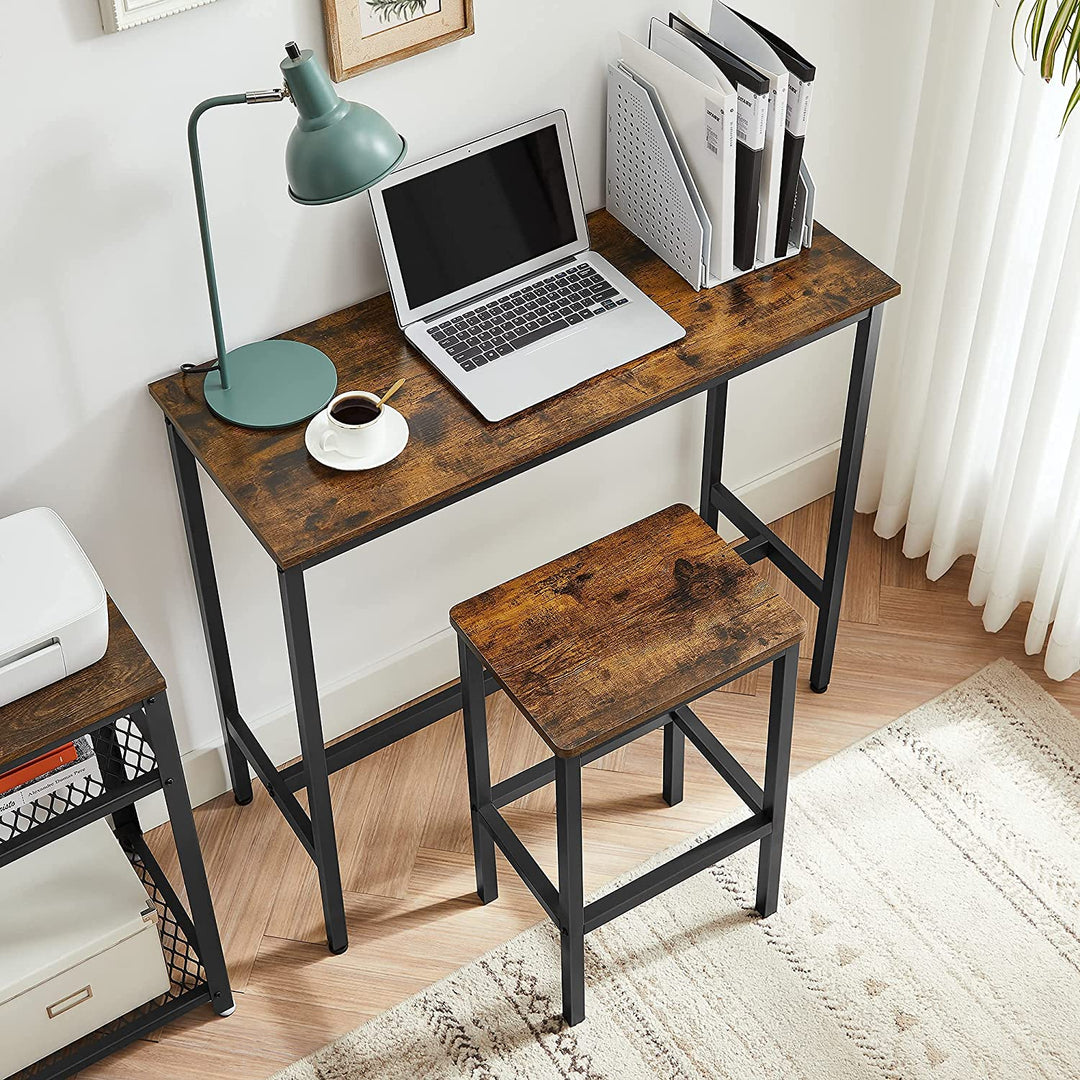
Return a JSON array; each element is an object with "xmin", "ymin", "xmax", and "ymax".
[
  {"xmin": 149, "ymin": 210, "xmax": 899, "ymax": 571},
  {"xmin": 0, "ymin": 600, "xmax": 165, "ymax": 772},
  {"xmin": 451, "ymin": 504, "xmax": 806, "ymax": 757}
]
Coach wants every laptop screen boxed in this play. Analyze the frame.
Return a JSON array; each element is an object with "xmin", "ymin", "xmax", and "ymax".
[{"xmin": 380, "ymin": 123, "xmax": 578, "ymax": 310}]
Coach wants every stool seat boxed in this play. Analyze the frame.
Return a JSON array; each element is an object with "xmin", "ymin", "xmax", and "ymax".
[{"xmin": 450, "ymin": 504, "xmax": 805, "ymax": 758}]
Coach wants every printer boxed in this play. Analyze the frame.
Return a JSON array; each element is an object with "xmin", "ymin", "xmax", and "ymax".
[{"xmin": 0, "ymin": 508, "xmax": 109, "ymax": 709}]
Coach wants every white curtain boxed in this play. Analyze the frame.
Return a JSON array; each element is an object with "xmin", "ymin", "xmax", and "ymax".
[{"xmin": 857, "ymin": 0, "xmax": 1080, "ymax": 681}]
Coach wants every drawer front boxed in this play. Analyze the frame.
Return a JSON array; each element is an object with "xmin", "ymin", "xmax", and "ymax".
[
  {"xmin": 0, "ymin": 924, "xmax": 169, "ymax": 1077},
  {"xmin": 0, "ymin": 641, "xmax": 66, "ymax": 709}
]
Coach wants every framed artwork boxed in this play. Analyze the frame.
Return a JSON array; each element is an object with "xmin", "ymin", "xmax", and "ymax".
[
  {"xmin": 98, "ymin": 0, "xmax": 217, "ymax": 32},
  {"xmin": 322, "ymin": 0, "xmax": 474, "ymax": 82}
]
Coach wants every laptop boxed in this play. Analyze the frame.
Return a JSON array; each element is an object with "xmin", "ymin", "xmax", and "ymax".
[{"xmin": 369, "ymin": 111, "xmax": 685, "ymax": 422}]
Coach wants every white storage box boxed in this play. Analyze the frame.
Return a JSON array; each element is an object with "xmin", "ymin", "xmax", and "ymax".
[
  {"xmin": 0, "ymin": 508, "xmax": 109, "ymax": 709},
  {"xmin": 0, "ymin": 819, "xmax": 170, "ymax": 1077}
]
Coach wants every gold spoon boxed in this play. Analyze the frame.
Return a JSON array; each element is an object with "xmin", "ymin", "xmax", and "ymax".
[{"xmin": 377, "ymin": 378, "xmax": 405, "ymax": 408}]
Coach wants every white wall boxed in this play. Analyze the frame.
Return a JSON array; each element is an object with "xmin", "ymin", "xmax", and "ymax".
[{"xmin": 1, "ymin": 0, "xmax": 932, "ymax": 808}]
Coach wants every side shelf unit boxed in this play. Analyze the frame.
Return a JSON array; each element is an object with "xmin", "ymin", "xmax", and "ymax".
[{"xmin": 0, "ymin": 600, "xmax": 232, "ymax": 1080}]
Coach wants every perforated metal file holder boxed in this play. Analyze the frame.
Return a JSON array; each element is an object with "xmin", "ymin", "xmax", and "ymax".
[{"xmin": 605, "ymin": 64, "xmax": 814, "ymax": 290}]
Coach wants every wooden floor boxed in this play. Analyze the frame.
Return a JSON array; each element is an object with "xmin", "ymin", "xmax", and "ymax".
[{"xmin": 83, "ymin": 499, "xmax": 1080, "ymax": 1080}]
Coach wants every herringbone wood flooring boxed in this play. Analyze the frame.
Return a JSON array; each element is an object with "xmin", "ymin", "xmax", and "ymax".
[{"xmin": 81, "ymin": 501, "xmax": 1080, "ymax": 1079}]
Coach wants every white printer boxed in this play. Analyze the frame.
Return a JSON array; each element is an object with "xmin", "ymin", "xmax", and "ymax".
[{"xmin": 0, "ymin": 508, "xmax": 109, "ymax": 709}]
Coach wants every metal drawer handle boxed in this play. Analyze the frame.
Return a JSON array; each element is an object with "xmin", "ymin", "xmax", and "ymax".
[{"xmin": 47, "ymin": 985, "xmax": 93, "ymax": 1019}]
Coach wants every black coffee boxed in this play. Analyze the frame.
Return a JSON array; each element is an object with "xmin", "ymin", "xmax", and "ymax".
[{"xmin": 330, "ymin": 398, "xmax": 381, "ymax": 426}]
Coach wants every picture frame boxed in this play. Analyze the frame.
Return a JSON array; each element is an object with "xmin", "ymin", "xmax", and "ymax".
[
  {"xmin": 321, "ymin": 0, "xmax": 474, "ymax": 82},
  {"xmin": 98, "ymin": 0, "xmax": 218, "ymax": 33}
]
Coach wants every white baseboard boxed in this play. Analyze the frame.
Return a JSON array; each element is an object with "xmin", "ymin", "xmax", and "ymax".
[{"xmin": 137, "ymin": 439, "xmax": 840, "ymax": 830}]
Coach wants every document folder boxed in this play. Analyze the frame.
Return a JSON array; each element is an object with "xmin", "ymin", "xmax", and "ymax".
[
  {"xmin": 667, "ymin": 13, "xmax": 768, "ymax": 272},
  {"xmin": 735, "ymin": 13, "xmax": 816, "ymax": 257},
  {"xmin": 607, "ymin": 63, "xmax": 708, "ymax": 290},
  {"xmin": 622, "ymin": 29, "xmax": 736, "ymax": 283},
  {"xmin": 705, "ymin": 2, "xmax": 790, "ymax": 265}
]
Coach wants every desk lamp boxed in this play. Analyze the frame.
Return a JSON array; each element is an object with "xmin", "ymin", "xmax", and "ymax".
[{"xmin": 187, "ymin": 42, "xmax": 406, "ymax": 429}]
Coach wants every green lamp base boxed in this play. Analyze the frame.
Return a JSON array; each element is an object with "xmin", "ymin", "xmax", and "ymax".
[{"xmin": 202, "ymin": 339, "xmax": 338, "ymax": 429}]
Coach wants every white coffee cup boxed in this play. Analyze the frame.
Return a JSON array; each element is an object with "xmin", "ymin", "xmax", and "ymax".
[{"xmin": 320, "ymin": 391, "xmax": 387, "ymax": 459}]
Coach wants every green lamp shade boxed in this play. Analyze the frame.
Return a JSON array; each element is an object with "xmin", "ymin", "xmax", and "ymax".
[{"xmin": 281, "ymin": 48, "xmax": 407, "ymax": 205}]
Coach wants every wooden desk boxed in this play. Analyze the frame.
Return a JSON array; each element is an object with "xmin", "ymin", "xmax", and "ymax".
[{"xmin": 149, "ymin": 209, "xmax": 899, "ymax": 952}]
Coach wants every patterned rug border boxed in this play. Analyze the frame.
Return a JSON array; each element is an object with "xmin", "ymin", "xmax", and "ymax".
[{"xmin": 268, "ymin": 658, "xmax": 1077, "ymax": 1080}]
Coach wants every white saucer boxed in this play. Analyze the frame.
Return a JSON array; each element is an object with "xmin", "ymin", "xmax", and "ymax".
[{"xmin": 305, "ymin": 406, "xmax": 409, "ymax": 471}]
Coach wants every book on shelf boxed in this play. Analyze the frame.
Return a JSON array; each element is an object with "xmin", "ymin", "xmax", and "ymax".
[
  {"xmin": 0, "ymin": 735, "xmax": 101, "ymax": 820},
  {"xmin": 0, "ymin": 743, "xmax": 79, "ymax": 798}
]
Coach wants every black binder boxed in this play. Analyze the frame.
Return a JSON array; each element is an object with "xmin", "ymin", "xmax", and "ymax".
[
  {"xmin": 737, "ymin": 15, "xmax": 815, "ymax": 257},
  {"xmin": 668, "ymin": 14, "xmax": 769, "ymax": 272}
]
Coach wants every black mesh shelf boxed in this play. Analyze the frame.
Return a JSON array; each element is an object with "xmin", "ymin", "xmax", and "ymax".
[
  {"xmin": 11, "ymin": 833, "xmax": 212, "ymax": 1080},
  {"xmin": 0, "ymin": 715, "xmax": 160, "ymax": 864}
]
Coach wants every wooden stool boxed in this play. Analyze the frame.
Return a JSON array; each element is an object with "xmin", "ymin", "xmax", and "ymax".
[{"xmin": 450, "ymin": 504, "xmax": 806, "ymax": 1025}]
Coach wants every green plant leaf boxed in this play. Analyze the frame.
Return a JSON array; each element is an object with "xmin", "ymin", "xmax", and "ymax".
[
  {"xmin": 1061, "ymin": 74, "xmax": 1080, "ymax": 130},
  {"xmin": 1063, "ymin": 5, "xmax": 1080, "ymax": 79},
  {"xmin": 1013, "ymin": 1, "xmax": 1027, "ymax": 66},
  {"xmin": 1032, "ymin": 0, "xmax": 1050, "ymax": 59},
  {"xmin": 1041, "ymin": 0, "xmax": 1077, "ymax": 78},
  {"xmin": 1014, "ymin": 0, "xmax": 1080, "ymax": 129}
]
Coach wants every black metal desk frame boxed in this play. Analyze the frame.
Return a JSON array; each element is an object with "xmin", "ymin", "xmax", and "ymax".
[{"xmin": 165, "ymin": 302, "xmax": 883, "ymax": 955}]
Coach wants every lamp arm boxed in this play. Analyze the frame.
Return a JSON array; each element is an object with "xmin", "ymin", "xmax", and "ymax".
[{"xmin": 186, "ymin": 90, "xmax": 288, "ymax": 389}]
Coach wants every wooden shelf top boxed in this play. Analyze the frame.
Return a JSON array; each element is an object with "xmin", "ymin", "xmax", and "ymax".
[
  {"xmin": 149, "ymin": 210, "xmax": 899, "ymax": 571},
  {"xmin": 451, "ymin": 504, "xmax": 806, "ymax": 757},
  {"xmin": 0, "ymin": 600, "xmax": 165, "ymax": 773}
]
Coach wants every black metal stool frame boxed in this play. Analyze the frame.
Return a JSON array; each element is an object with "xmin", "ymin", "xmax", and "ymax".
[{"xmin": 457, "ymin": 635, "xmax": 800, "ymax": 1026}]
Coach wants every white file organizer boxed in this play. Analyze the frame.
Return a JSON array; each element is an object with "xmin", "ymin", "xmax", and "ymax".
[{"xmin": 606, "ymin": 63, "xmax": 815, "ymax": 290}]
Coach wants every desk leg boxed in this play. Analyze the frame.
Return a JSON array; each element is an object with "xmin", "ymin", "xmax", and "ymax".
[
  {"xmin": 144, "ymin": 691, "xmax": 234, "ymax": 1016},
  {"xmin": 699, "ymin": 383, "xmax": 728, "ymax": 532},
  {"xmin": 555, "ymin": 756, "xmax": 586, "ymax": 1026},
  {"xmin": 755, "ymin": 645, "xmax": 798, "ymax": 917},
  {"xmin": 810, "ymin": 305, "xmax": 883, "ymax": 693},
  {"xmin": 278, "ymin": 567, "xmax": 349, "ymax": 954},
  {"xmin": 166, "ymin": 422, "xmax": 253, "ymax": 806}
]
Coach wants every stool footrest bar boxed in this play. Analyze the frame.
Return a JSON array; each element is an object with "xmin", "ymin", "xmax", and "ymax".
[
  {"xmin": 477, "ymin": 804, "xmax": 560, "ymax": 922},
  {"xmin": 671, "ymin": 705, "xmax": 765, "ymax": 813},
  {"xmin": 491, "ymin": 710, "xmax": 677, "ymax": 808},
  {"xmin": 734, "ymin": 535, "xmax": 771, "ymax": 563},
  {"xmin": 491, "ymin": 758, "xmax": 556, "ymax": 808},
  {"xmin": 583, "ymin": 815, "xmax": 771, "ymax": 934}
]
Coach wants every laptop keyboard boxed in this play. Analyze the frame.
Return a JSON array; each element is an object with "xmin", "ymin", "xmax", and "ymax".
[{"xmin": 427, "ymin": 263, "xmax": 628, "ymax": 371}]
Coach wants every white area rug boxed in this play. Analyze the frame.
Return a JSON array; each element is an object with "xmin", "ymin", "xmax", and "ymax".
[{"xmin": 272, "ymin": 660, "xmax": 1080, "ymax": 1079}]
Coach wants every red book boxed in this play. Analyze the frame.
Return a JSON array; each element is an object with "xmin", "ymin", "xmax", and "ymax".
[{"xmin": 0, "ymin": 743, "xmax": 78, "ymax": 797}]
